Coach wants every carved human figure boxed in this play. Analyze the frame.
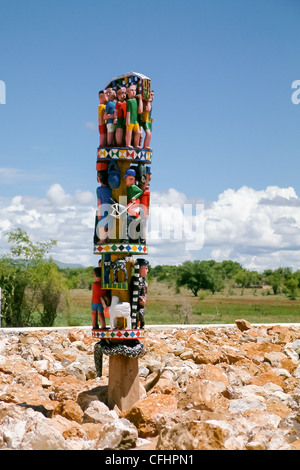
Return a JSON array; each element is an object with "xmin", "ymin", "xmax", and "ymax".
[
  {"xmin": 141, "ymin": 91, "xmax": 154, "ymax": 149},
  {"xmin": 124, "ymin": 168, "xmax": 145, "ymax": 242},
  {"xmin": 130, "ymin": 259, "xmax": 148, "ymax": 328},
  {"xmin": 113, "ymin": 86, "xmax": 127, "ymax": 147},
  {"xmin": 139, "ymin": 166, "xmax": 151, "ymax": 221},
  {"xmin": 91, "ymin": 266, "xmax": 108, "ymax": 329},
  {"xmin": 124, "ymin": 168, "xmax": 143, "ymax": 216},
  {"xmin": 104, "ymin": 88, "xmax": 117, "ymax": 146},
  {"xmin": 96, "ymin": 171, "xmax": 113, "ymax": 243},
  {"xmin": 98, "ymin": 90, "xmax": 108, "ymax": 147},
  {"xmin": 125, "ymin": 85, "xmax": 143, "ymax": 148}
]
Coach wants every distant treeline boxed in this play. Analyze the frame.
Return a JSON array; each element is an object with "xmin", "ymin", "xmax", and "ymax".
[
  {"xmin": 58, "ymin": 259, "xmax": 300, "ymax": 299},
  {"xmin": 1, "ymin": 229, "xmax": 299, "ymax": 329}
]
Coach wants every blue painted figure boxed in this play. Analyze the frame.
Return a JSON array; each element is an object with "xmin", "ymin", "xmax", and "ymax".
[
  {"xmin": 104, "ymin": 88, "xmax": 117, "ymax": 146},
  {"xmin": 96, "ymin": 170, "xmax": 113, "ymax": 243}
]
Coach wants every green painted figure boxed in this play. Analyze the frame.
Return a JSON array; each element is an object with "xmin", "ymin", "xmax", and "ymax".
[{"xmin": 125, "ymin": 84, "xmax": 143, "ymax": 148}]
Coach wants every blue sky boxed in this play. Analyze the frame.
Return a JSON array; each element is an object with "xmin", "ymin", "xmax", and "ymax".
[{"xmin": 1, "ymin": 0, "xmax": 300, "ymax": 269}]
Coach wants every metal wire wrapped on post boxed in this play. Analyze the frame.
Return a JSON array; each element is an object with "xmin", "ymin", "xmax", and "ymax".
[{"xmin": 94, "ymin": 339, "xmax": 145, "ymax": 377}]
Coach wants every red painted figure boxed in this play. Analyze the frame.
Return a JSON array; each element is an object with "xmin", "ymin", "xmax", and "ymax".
[
  {"xmin": 114, "ymin": 86, "xmax": 127, "ymax": 147},
  {"xmin": 91, "ymin": 266, "xmax": 107, "ymax": 329}
]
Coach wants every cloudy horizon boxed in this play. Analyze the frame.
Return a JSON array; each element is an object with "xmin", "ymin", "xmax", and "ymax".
[{"xmin": 1, "ymin": 180, "xmax": 300, "ymax": 273}]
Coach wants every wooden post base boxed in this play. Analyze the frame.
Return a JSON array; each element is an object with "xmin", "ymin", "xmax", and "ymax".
[{"xmin": 108, "ymin": 354, "xmax": 140, "ymax": 411}]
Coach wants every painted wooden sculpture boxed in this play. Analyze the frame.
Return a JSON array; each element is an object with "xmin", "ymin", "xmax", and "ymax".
[{"xmin": 93, "ymin": 72, "xmax": 153, "ymax": 411}]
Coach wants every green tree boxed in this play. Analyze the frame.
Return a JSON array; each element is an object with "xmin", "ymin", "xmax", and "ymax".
[
  {"xmin": 0, "ymin": 272, "xmax": 14, "ymax": 326},
  {"xmin": 0, "ymin": 228, "xmax": 66, "ymax": 327},
  {"xmin": 235, "ymin": 269, "xmax": 261, "ymax": 288},
  {"xmin": 268, "ymin": 273, "xmax": 282, "ymax": 295},
  {"xmin": 262, "ymin": 267, "xmax": 296, "ymax": 295},
  {"xmin": 220, "ymin": 260, "xmax": 243, "ymax": 279},
  {"xmin": 58, "ymin": 266, "xmax": 94, "ymax": 289},
  {"xmin": 148, "ymin": 264, "xmax": 178, "ymax": 283},
  {"xmin": 33, "ymin": 261, "xmax": 68, "ymax": 326},
  {"xmin": 285, "ymin": 277, "xmax": 298, "ymax": 300},
  {"xmin": 176, "ymin": 260, "xmax": 223, "ymax": 296},
  {"xmin": 4, "ymin": 228, "xmax": 56, "ymax": 263}
]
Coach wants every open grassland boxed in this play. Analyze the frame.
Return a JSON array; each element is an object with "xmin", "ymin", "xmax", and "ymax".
[{"xmin": 54, "ymin": 280, "xmax": 300, "ymax": 327}]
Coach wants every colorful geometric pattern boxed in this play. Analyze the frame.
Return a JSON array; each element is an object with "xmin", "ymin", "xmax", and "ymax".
[
  {"xmin": 92, "ymin": 328, "xmax": 145, "ymax": 339},
  {"xmin": 102, "ymin": 282, "xmax": 128, "ymax": 290},
  {"xmin": 97, "ymin": 147, "xmax": 152, "ymax": 162},
  {"xmin": 94, "ymin": 243, "xmax": 148, "ymax": 255}
]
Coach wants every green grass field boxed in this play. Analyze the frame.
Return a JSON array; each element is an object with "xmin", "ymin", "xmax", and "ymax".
[{"xmin": 54, "ymin": 280, "xmax": 300, "ymax": 327}]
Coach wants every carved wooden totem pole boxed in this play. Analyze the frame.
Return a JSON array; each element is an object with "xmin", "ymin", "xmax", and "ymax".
[{"xmin": 92, "ymin": 73, "xmax": 153, "ymax": 411}]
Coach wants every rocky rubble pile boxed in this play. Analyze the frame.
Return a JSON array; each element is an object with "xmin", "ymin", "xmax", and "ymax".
[{"xmin": 1, "ymin": 321, "xmax": 300, "ymax": 450}]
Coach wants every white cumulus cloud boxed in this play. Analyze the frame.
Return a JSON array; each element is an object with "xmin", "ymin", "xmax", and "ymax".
[
  {"xmin": 0, "ymin": 183, "xmax": 300, "ymax": 271},
  {"xmin": 204, "ymin": 185, "xmax": 300, "ymax": 271}
]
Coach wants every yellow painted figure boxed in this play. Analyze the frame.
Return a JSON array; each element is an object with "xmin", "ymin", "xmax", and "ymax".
[
  {"xmin": 125, "ymin": 85, "xmax": 143, "ymax": 148},
  {"xmin": 98, "ymin": 90, "xmax": 108, "ymax": 147}
]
